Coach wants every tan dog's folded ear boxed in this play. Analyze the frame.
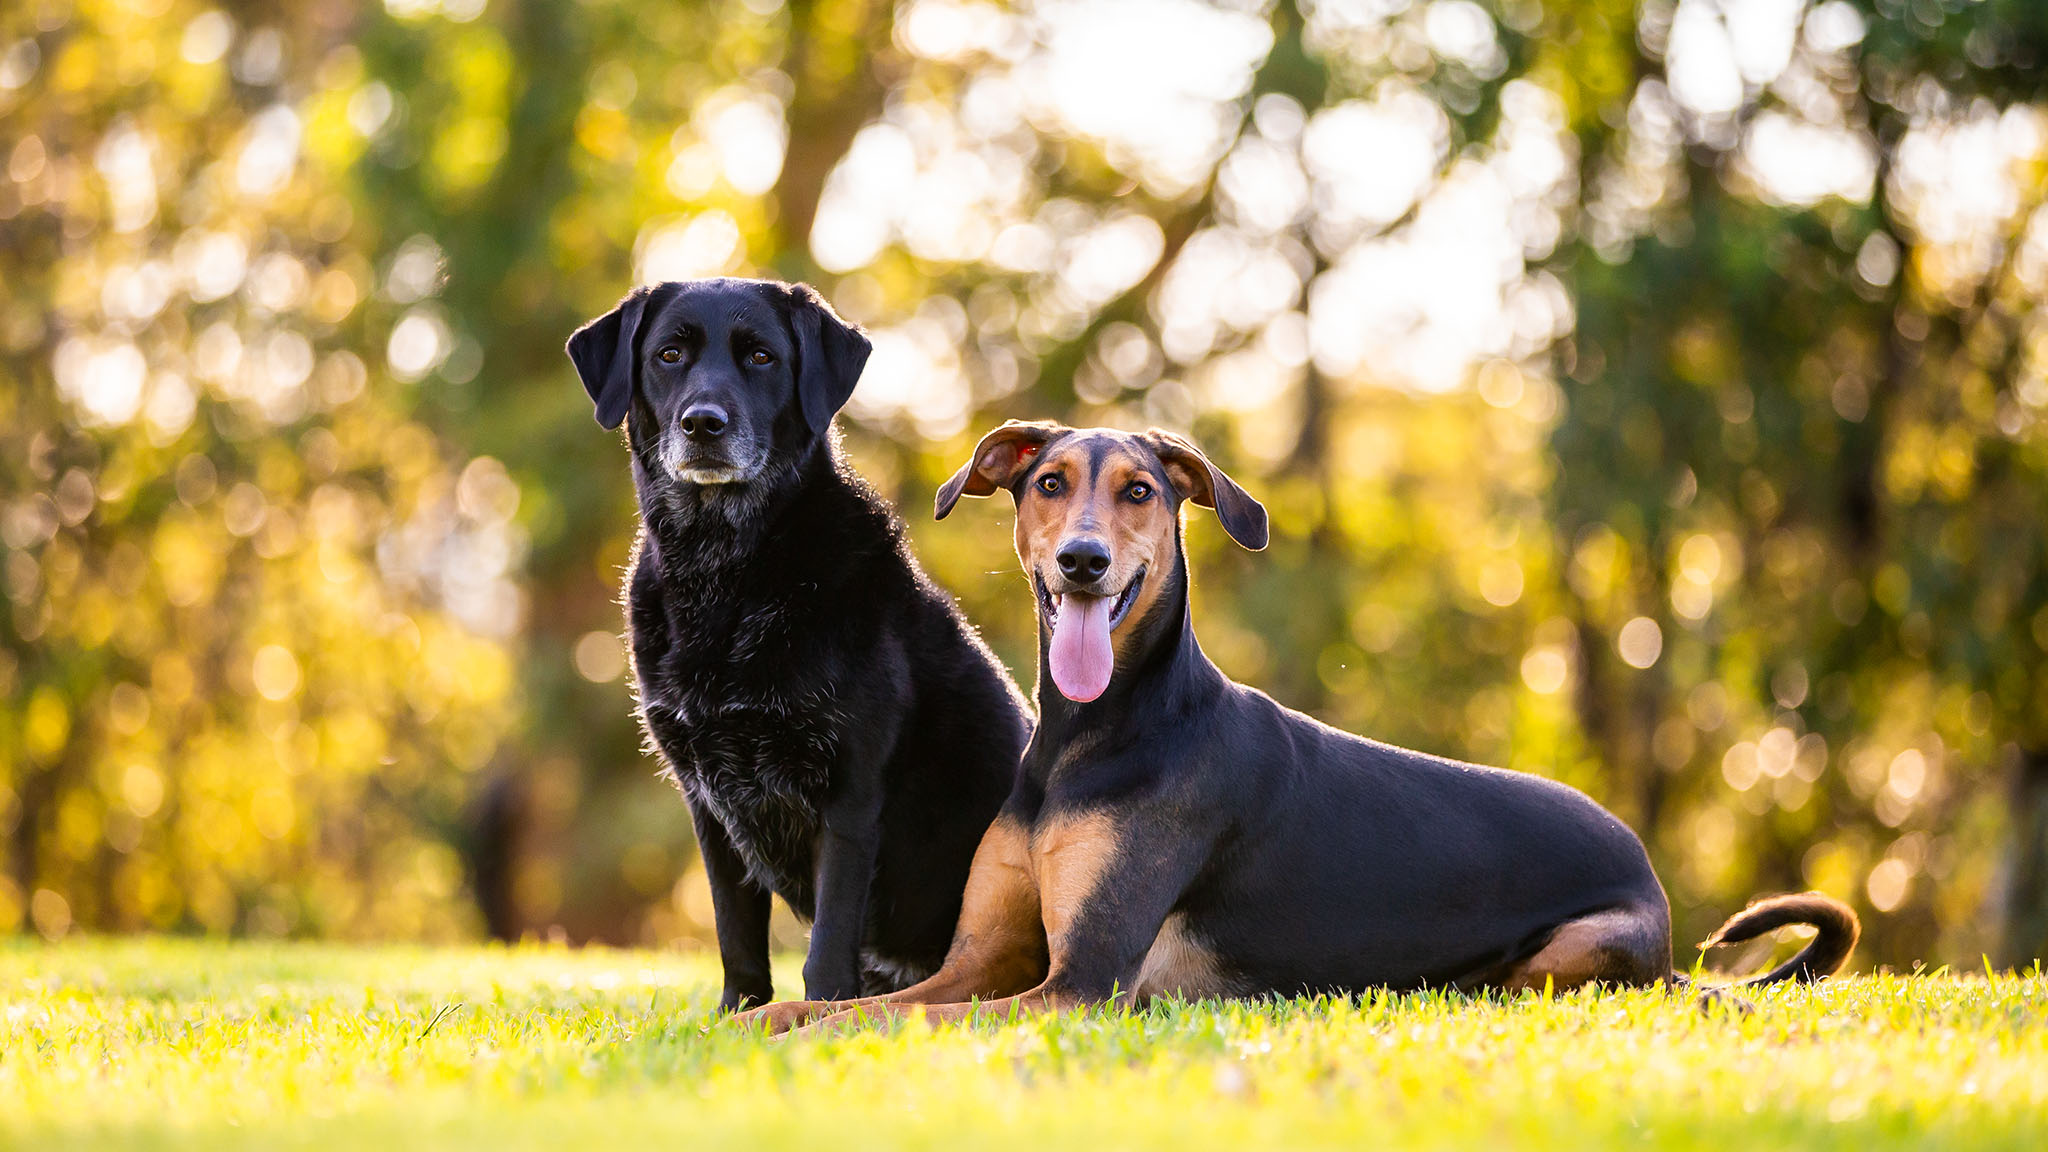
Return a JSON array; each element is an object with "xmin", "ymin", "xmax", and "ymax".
[
  {"xmin": 935, "ymin": 420, "xmax": 1066, "ymax": 519},
  {"xmin": 1142, "ymin": 429, "xmax": 1269, "ymax": 550}
]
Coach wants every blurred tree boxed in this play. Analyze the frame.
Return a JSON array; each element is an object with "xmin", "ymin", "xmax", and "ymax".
[
  {"xmin": 0, "ymin": 0, "xmax": 516, "ymax": 939},
  {"xmin": 5, "ymin": 0, "xmax": 2047, "ymax": 972},
  {"xmin": 1542, "ymin": 0, "xmax": 2048, "ymax": 966}
]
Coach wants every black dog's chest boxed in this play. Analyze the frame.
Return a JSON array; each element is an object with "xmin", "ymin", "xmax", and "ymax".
[
  {"xmin": 671, "ymin": 707, "xmax": 836, "ymax": 909},
  {"xmin": 666, "ymin": 696, "xmax": 839, "ymax": 805},
  {"xmin": 634, "ymin": 573, "xmax": 853, "ymax": 909}
]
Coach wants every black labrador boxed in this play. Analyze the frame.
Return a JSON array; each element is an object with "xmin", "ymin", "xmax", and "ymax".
[
  {"xmin": 734, "ymin": 422, "xmax": 1857, "ymax": 1034},
  {"xmin": 565, "ymin": 278, "xmax": 1030, "ymax": 1010}
]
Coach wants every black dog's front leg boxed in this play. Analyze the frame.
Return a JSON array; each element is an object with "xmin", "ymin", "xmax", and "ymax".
[
  {"xmin": 803, "ymin": 784, "xmax": 883, "ymax": 1001},
  {"xmin": 801, "ymin": 666, "xmax": 903, "ymax": 1002},
  {"xmin": 689, "ymin": 800, "xmax": 774, "ymax": 1012}
]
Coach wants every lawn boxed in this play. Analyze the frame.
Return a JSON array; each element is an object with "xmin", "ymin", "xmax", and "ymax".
[{"xmin": 1, "ymin": 940, "xmax": 2043, "ymax": 1150}]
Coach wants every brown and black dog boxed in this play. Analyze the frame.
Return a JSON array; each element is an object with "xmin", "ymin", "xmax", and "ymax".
[{"xmin": 733, "ymin": 422, "xmax": 1858, "ymax": 1035}]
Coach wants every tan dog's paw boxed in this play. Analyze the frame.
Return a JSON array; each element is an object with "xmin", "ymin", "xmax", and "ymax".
[
  {"xmin": 726, "ymin": 999, "xmax": 836, "ymax": 1036},
  {"xmin": 786, "ymin": 1003, "xmax": 902, "ymax": 1040}
]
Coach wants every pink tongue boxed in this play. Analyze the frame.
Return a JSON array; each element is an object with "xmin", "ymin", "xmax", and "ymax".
[{"xmin": 1049, "ymin": 593, "xmax": 1115, "ymax": 703}]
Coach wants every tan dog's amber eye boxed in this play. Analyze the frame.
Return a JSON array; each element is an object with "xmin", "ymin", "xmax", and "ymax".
[
  {"xmin": 1128, "ymin": 481, "xmax": 1152, "ymax": 503},
  {"xmin": 1037, "ymin": 474, "xmax": 1062, "ymax": 496},
  {"xmin": 658, "ymin": 346, "xmax": 682, "ymax": 364},
  {"xmin": 749, "ymin": 349, "xmax": 773, "ymax": 366}
]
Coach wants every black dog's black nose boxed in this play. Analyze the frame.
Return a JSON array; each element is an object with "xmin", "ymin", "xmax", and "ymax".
[
  {"xmin": 1056, "ymin": 540, "xmax": 1111, "ymax": 583},
  {"xmin": 680, "ymin": 404, "xmax": 728, "ymax": 441}
]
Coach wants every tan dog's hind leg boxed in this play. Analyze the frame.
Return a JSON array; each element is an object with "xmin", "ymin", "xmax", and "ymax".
[{"xmin": 1498, "ymin": 906, "xmax": 1670, "ymax": 993}]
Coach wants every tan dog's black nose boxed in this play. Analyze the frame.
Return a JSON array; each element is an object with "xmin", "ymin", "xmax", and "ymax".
[{"xmin": 1056, "ymin": 538, "xmax": 1111, "ymax": 583}]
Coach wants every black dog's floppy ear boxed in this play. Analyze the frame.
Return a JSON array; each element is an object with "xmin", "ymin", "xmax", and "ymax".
[
  {"xmin": 1143, "ymin": 429, "xmax": 1269, "ymax": 551},
  {"xmin": 784, "ymin": 283, "xmax": 872, "ymax": 436},
  {"xmin": 566, "ymin": 287, "xmax": 658, "ymax": 430},
  {"xmin": 935, "ymin": 420, "xmax": 1064, "ymax": 520}
]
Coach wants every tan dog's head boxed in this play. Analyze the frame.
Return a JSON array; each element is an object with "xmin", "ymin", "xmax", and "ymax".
[{"xmin": 936, "ymin": 422, "xmax": 1266, "ymax": 702}]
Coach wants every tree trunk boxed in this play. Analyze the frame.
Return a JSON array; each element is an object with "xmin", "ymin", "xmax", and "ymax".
[
  {"xmin": 768, "ymin": 0, "xmax": 897, "ymax": 280},
  {"xmin": 1998, "ymin": 745, "xmax": 2048, "ymax": 969}
]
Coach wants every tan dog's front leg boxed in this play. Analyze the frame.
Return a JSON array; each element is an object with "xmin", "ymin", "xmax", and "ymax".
[
  {"xmin": 790, "ymin": 810, "xmax": 1208, "ymax": 1037},
  {"xmin": 728, "ymin": 997, "xmax": 845, "ymax": 1034},
  {"xmin": 788, "ymin": 982, "xmax": 1089, "ymax": 1037},
  {"xmin": 728, "ymin": 815, "xmax": 1047, "ymax": 1036}
]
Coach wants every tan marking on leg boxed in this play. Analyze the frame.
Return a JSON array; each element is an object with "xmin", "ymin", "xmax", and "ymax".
[
  {"xmin": 776, "ymin": 810, "xmax": 1109, "ymax": 1039},
  {"xmin": 1032, "ymin": 810, "xmax": 1122, "ymax": 950},
  {"xmin": 925, "ymin": 815, "xmax": 1047, "ymax": 998},
  {"xmin": 1132, "ymin": 913, "xmax": 1229, "ymax": 1002},
  {"xmin": 1499, "ymin": 909, "xmax": 1649, "ymax": 993},
  {"xmin": 728, "ymin": 817, "xmax": 1046, "ymax": 1036}
]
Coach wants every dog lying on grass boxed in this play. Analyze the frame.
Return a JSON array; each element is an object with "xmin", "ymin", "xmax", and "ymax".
[
  {"xmin": 566, "ymin": 280, "xmax": 1029, "ymax": 1010},
  {"xmin": 732, "ymin": 421, "xmax": 1857, "ymax": 1034}
]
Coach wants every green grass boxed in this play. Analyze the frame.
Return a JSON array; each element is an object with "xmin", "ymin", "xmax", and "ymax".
[{"xmin": 2, "ymin": 940, "xmax": 2044, "ymax": 1150}]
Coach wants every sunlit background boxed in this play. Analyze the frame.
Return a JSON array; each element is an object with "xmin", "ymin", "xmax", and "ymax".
[{"xmin": 4, "ymin": 0, "xmax": 2048, "ymax": 972}]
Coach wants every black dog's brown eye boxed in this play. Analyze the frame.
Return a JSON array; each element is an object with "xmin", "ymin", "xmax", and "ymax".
[
  {"xmin": 658, "ymin": 346, "xmax": 682, "ymax": 364},
  {"xmin": 748, "ymin": 349, "xmax": 773, "ymax": 366},
  {"xmin": 1128, "ymin": 482, "xmax": 1152, "ymax": 502},
  {"xmin": 1037, "ymin": 474, "xmax": 1062, "ymax": 495}
]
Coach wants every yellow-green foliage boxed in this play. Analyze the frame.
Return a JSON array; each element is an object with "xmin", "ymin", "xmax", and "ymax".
[
  {"xmin": 3, "ymin": 941, "xmax": 2044, "ymax": 1150},
  {"xmin": 8, "ymin": 0, "xmax": 2048, "ymax": 970}
]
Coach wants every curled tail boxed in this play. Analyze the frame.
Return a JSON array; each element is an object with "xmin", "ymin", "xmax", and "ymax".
[{"xmin": 1698, "ymin": 891, "xmax": 1860, "ymax": 986}]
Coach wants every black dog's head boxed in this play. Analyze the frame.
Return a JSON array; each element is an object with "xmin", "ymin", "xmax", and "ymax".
[{"xmin": 565, "ymin": 277, "xmax": 871, "ymax": 489}]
